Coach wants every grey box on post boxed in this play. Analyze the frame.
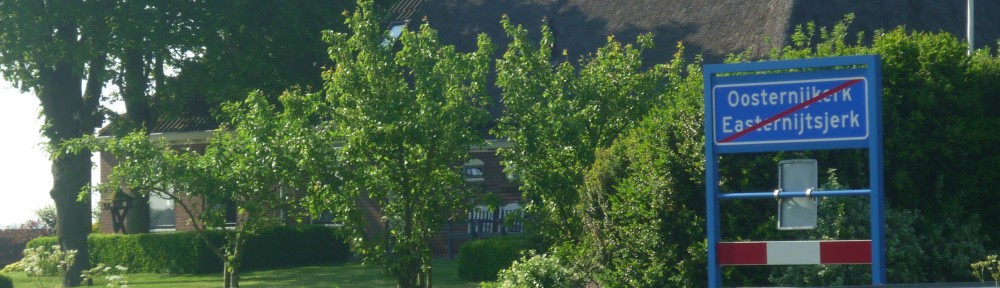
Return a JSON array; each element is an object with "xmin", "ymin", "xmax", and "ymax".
[{"xmin": 777, "ymin": 159, "xmax": 818, "ymax": 230}]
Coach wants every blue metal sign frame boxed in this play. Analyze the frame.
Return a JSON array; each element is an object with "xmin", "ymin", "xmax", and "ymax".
[{"xmin": 703, "ymin": 55, "xmax": 885, "ymax": 287}]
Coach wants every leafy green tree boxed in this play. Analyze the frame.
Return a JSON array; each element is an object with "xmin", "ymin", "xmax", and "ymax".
[
  {"xmin": 0, "ymin": 1, "xmax": 114, "ymax": 285},
  {"xmin": 99, "ymin": 1, "xmax": 356, "ymax": 234},
  {"xmin": 64, "ymin": 91, "xmax": 340, "ymax": 288},
  {"xmin": 493, "ymin": 17, "xmax": 670, "ymax": 244},
  {"xmin": 577, "ymin": 48, "xmax": 707, "ymax": 287},
  {"xmin": 320, "ymin": 1, "xmax": 492, "ymax": 286}
]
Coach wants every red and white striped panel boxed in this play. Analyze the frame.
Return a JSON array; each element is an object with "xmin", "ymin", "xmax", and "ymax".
[{"xmin": 717, "ymin": 240, "xmax": 871, "ymax": 265}]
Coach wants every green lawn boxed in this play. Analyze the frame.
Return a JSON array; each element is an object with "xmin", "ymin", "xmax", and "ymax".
[{"xmin": 7, "ymin": 259, "xmax": 479, "ymax": 288}]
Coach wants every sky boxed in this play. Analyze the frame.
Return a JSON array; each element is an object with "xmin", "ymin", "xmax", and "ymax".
[
  {"xmin": 0, "ymin": 80, "xmax": 121, "ymax": 228},
  {"xmin": 0, "ymin": 81, "xmax": 54, "ymax": 227}
]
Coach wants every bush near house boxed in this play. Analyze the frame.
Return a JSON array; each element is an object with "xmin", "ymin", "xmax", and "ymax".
[
  {"xmin": 27, "ymin": 226, "xmax": 350, "ymax": 274},
  {"xmin": 457, "ymin": 236, "xmax": 535, "ymax": 281}
]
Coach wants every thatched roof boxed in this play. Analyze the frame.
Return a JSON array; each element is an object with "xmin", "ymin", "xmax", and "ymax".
[{"xmin": 391, "ymin": 0, "xmax": 999, "ymax": 64}]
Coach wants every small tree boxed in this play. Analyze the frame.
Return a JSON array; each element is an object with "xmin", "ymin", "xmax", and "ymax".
[
  {"xmin": 493, "ymin": 17, "xmax": 670, "ymax": 244},
  {"xmin": 320, "ymin": 1, "xmax": 492, "ymax": 286},
  {"xmin": 64, "ymin": 91, "xmax": 339, "ymax": 288}
]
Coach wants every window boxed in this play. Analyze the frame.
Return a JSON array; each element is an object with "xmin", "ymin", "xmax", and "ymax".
[
  {"xmin": 311, "ymin": 211, "xmax": 342, "ymax": 227},
  {"xmin": 463, "ymin": 158, "xmax": 485, "ymax": 183},
  {"xmin": 209, "ymin": 198, "xmax": 238, "ymax": 229},
  {"xmin": 149, "ymin": 193, "xmax": 176, "ymax": 231},
  {"xmin": 222, "ymin": 198, "xmax": 238, "ymax": 228},
  {"xmin": 381, "ymin": 21, "xmax": 407, "ymax": 47}
]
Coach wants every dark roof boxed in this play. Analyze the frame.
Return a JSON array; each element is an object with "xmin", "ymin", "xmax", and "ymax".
[
  {"xmin": 388, "ymin": 0, "xmax": 999, "ymax": 64},
  {"xmin": 98, "ymin": 95, "xmax": 218, "ymax": 136},
  {"xmin": 384, "ymin": 0, "xmax": 423, "ymax": 25},
  {"xmin": 147, "ymin": 109, "xmax": 217, "ymax": 133}
]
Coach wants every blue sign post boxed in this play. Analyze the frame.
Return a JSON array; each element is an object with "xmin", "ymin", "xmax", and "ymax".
[{"xmin": 703, "ymin": 55, "xmax": 885, "ymax": 286}]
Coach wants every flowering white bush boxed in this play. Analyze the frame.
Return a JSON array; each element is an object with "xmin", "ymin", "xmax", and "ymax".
[
  {"xmin": 21, "ymin": 245, "xmax": 76, "ymax": 277},
  {"xmin": 484, "ymin": 250, "xmax": 585, "ymax": 288},
  {"xmin": 82, "ymin": 263, "xmax": 130, "ymax": 288},
  {"xmin": 971, "ymin": 255, "xmax": 1000, "ymax": 286}
]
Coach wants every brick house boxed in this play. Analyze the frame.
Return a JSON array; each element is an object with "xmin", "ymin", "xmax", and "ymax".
[{"xmin": 96, "ymin": 110, "xmax": 520, "ymax": 257}]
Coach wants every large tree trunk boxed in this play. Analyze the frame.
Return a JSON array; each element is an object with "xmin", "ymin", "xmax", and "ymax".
[
  {"xmin": 123, "ymin": 47, "xmax": 152, "ymax": 234},
  {"xmin": 40, "ymin": 58, "xmax": 102, "ymax": 287},
  {"xmin": 37, "ymin": 36, "xmax": 105, "ymax": 286},
  {"xmin": 51, "ymin": 152, "xmax": 93, "ymax": 287}
]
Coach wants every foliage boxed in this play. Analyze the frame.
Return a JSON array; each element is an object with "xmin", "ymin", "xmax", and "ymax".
[
  {"xmin": 457, "ymin": 237, "xmax": 534, "ymax": 281},
  {"xmin": 319, "ymin": 0, "xmax": 492, "ymax": 287},
  {"xmin": 767, "ymin": 170, "xmax": 924, "ymax": 286},
  {"xmin": 28, "ymin": 234, "xmax": 212, "ymax": 274},
  {"xmin": 1, "ymin": 263, "xmax": 22, "ymax": 274},
  {"xmin": 482, "ymin": 251, "xmax": 585, "ymax": 288},
  {"xmin": 27, "ymin": 226, "xmax": 349, "ymax": 275},
  {"xmin": 711, "ymin": 14, "xmax": 1000, "ymax": 285},
  {"xmin": 8, "ymin": 259, "xmax": 475, "ymax": 288},
  {"xmin": 971, "ymin": 255, "xmax": 1000, "ymax": 286},
  {"xmin": 163, "ymin": 1, "xmax": 362, "ymax": 110},
  {"xmin": 576, "ymin": 45, "xmax": 706, "ymax": 288},
  {"xmin": 32, "ymin": 207, "xmax": 56, "ymax": 231},
  {"xmin": 21, "ymin": 245, "xmax": 75, "ymax": 279},
  {"xmin": 62, "ymin": 87, "xmax": 343, "ymax": 287},
  {"xmin": 0, "ymin": 0, "xmax": 111, "ymax": 284},
  {"xmin": 493, "ymin": 15, "xmax": 672, "ymax": 245},
  {"xmin": 81, "ymin": 263, "xmax": 129, "ymax": 288},
  {"xmin": 240, "ymin": 226, "xmax": 352, "ymax": 270}
]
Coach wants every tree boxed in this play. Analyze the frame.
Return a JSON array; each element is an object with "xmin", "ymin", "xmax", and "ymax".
[
  {"xmin": 577, "ymin": 48, "xmax": 706, "ymax": 287},
  {"xmin": 0, "ymin": 1, "xmax": 113, "ymax": 285},
  {"xmin": 33, "ymin": 205, "xmax": 58, "ymax": 230},
  {"xmin": 320, "ymin": 1, "xmax": 492, "ymax": 286},
  {"xmin": 100, "ymin": 0, "xmax": 355, "ymax": 234},
  {"xmin": 66, "ymin": 91, "xmax": 340, "ymax": 288},
  {"xmin": 493, "ymin": 17, "xmax": 670, "ymax": 244}
]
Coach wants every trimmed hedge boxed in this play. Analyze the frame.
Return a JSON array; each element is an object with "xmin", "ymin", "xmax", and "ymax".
[
  {"xmin": 458, "ymin": 237, "xmax": 534, "ymax": 281},
  {"xmin": 27, "ymin": 225, "xmax": 350, "ymax": 274},
  {"xmin": 0, "ymin": 273, "xmax": 11, "ymax": 288}
]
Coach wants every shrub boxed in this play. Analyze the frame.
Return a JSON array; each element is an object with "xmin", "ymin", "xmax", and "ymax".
[
  {"xmin": 0, "ymin": 274, "xmax": 11, "ymax": 288},
  {"xmin": 0, "ymin": 261, "xmax": 21, "ymax": 274},
  {"xmin": 242, "ymin": 225, "xmax": 352, "ymax": 270},
  {"xmin": 82, "ymin": 263, "xmax": 130, "ymax": 288},
  {"xmin": 27, "ymin": 225, "xmax": 350, "ymax": 274},
  {"xmin": 458, "ymin": 237, "xmax": 532, "ymax": 281},
  {"xmin": 21, "ymin": 245, "xmax": 76, "ymax": 277},
  {"xmin": 483, "ymin": 251, "xmax": 584, "ymax": 288}
]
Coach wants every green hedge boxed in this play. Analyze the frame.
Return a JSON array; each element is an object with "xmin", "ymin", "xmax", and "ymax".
[
  {"xmin": 458, "ymin": 237, "xmax": 534, "ymax": 282},
  {"xmin": 27, "ymin": 225, "xmax": 350, "ymax": 274},
  {"xmin": 242, "ymin": 225, "xmax": 351, "ymax": 270},
  {"xmin": 0, "ymin": 273, "xmax": 11, "ymax": 288}
]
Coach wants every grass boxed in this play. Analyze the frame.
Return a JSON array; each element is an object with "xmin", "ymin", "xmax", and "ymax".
[{"xmin": 6, "ymin": 259, "xmax": 479, "ymax": 288}]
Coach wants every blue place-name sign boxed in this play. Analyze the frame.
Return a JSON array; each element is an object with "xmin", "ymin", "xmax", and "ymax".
[{"xmin": 711, "ymin": 74, "xmax": 868, "ymax": 148}]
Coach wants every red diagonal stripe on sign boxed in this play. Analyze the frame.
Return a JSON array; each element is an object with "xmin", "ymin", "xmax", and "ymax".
[{"xmin": 720, "ymin": 79, "xmax": 862, "ymax": 143}]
